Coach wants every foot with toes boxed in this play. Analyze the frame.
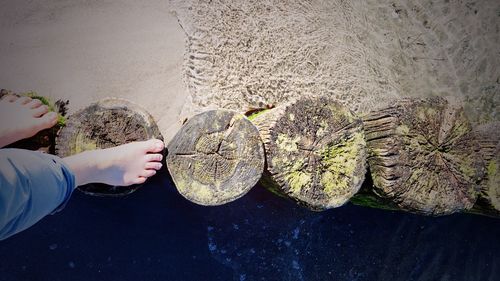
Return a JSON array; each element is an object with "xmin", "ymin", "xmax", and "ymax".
[
  {"xmin": 63, "ymin": 139, "xmax": 165, "ymax": 186},
  {"xmin": 0, "ymin": 94, "xmax": 165, "ymax": 187},
  {"xmin": 0, "ymin": 94, "xmax": 58, "ymax": 148}
]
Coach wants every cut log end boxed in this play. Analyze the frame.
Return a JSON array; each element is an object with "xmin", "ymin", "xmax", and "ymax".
[
  {"xmin": 167, "ymin": 110, "xmax": 265, "ymax": 206},
  {"xmin": 252, "ymin": 96, "xmax": 367, "ymax": 210},
  {"xmin": 56, "ymin": 98, "xmax": 162, "ymax": 197},
  {"xmin": 363, "ymin": 97, "xmax": 484, "ymax": 215}
]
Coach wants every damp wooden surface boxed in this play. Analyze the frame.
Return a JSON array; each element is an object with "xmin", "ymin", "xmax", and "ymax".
[
  {"xmin": 362, "ymin": 97, "xmax": 485, "ymax": 216},
  {"xmin": 56, "ymin": 98, "xmax": 163, "ymax": 197},
  {"xmin": 250, "ymin": 96, "xmax": 367, "ymax": 211},
  {"xmin": 167, "ymin": 109, "xmax": 264, "ymax": 206}
]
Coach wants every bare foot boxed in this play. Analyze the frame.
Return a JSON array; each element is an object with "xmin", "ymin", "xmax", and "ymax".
[
  {"xmin": 0, "ymin": 94, "xmax": 58, "ymax": 148},
  {"xmin": 63, "ymin": 139, "xmax": 165, "ymax": 186}
]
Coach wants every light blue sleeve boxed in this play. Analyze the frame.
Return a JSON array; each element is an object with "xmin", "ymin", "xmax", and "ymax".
[{"xmin": 0, "ymin": 148, "xmax": 76, "ymax": 241}]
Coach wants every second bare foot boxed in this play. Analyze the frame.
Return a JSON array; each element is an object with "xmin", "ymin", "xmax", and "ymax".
[{"xmin": 0, "ymin": 95, "xmax": 58, "ymax": 148}]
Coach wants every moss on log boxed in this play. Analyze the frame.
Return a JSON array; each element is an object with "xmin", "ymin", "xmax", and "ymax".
[
  {"xmin": 167, "ymin": 110, "xmax": 265, "ymax": 206},
  {"xmin": 250, "ymin": 96, "xmax": 367, "ymax": 211},
  {"xmin": 363, "ymin": 97, "xmax": 485, "ymax": 216},
  {"xmin": 56, "ymin": 98, "xmax": 162, "ymax": 197}
]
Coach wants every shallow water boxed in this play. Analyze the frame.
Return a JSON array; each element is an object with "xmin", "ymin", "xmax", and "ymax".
[{"xmin": 1, "ymin": 173, "xmax": 499, "ymax": 281}]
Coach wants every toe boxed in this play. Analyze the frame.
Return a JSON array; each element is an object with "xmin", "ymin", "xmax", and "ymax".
[
  {"xmin": 1, "ymin": 94, "xmax": 18, "ymax": 102},
  {"xmin": 16, "ymin": 96, "xmax": 32, "ymax": 105},
  {"xmin": 145, "ymin": 153, "xmax": 163, "ymax": 162},
  {"xmin": 144, "ymin": 139, "xmax": 165, "ymax": 153},
  {"xmin": 27, "ymin": 99, "xmax": 43, "ymax": 109},
  {"xmin": 145, "ymin": 162, "xmax": 163, "ymax": 170},
  {"xmin": 32, "ymin": 105, "xmax": 49, "ymax": 117},
  {"xmin": 141, "ymin": 169, "xmax": 157, "ymax": 178},
  {"xmin": 134, "ymin": 177, "xmax": 147, "ymax": 185},
  {"xmin": 35, "ymin": 112, "xmax": 58, "ymax": 130}
]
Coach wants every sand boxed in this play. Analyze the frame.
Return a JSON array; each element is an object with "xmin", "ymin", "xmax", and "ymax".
[
  {"xmin": 172, "ymin": 0, "xmax": 499, "ymax": 123},
  {"xmin": 0, "ymin": 0, "xmax": 187, "ymax": 142},
  {"xmin": 0, "ymin": 0, "xmax": 498, "ymax": 142}
]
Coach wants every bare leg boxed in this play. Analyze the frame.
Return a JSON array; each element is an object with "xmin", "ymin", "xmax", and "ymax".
[{"xmin": 0, "ymin": 94, "xmax": 58, "ymax": 148}]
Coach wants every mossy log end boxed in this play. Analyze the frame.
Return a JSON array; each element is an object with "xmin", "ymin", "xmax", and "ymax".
[
  {"xmin": 56, "ymin": 98, "xmax": 162, "ymax": 197},
  {"xmin": 167, "ymin": 110, "xmax": 265, "ymax": 206},
  {"xmin": 471, "ymin": 122, "xmax": 500, "ymax": 215},
  {"xmin": 250, "ymin": 96, "xmax": 367, "ymax": 211},
  {"xmin": 363, "ymin": 97, "xmax": 485, "ymax": 216}
]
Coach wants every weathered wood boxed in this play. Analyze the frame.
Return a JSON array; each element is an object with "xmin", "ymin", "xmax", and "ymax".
[
  {"xmin": 469, "ymin": 122, "xmax": 500, "ymax": 215},
  {"xmin": 363, "ymin": 97, "xmax": 485, "ymax": 216},
  {"xmin": 56, "ymin": 98, "xmax": 162, "ymax": 197},
  {"xmin": 250, "ymin": 96, "xmax": 367, "ymax": 211},
  {"xmin": 167, "ymin": 109, "xmax": 265, "ymax": 206}
]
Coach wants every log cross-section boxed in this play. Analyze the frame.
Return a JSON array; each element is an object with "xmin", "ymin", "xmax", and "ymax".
[
  {"xmin": 56, "ymin": 98, "xmax": 162, "ymax": 197},
  {"xmin": 250, "ymin": 96, "xmax": 367, "ymax": 211},
  {"xmin": 167, "ymin": 110, "xmax": 265, "ymax": 206}
]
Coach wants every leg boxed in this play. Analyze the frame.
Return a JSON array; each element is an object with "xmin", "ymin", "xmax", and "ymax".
[
  {"xmin": 0, "ymin": 139, "xmax": 164, "ymax": 241},
  {"xmin": 0, "ymin": 94, "xmax": 164, "ymax": 240},
  {"xmin": 0, "ymin": 149, "xmax": 75, "ymax": 240}
]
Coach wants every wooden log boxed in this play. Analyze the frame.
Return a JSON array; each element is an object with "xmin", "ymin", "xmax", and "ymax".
[
  {"xmin": 468, "ymin": 122, "xmax": 500, "ymax": 216},
  {"xmin": 362, "ymin": 97, "xmax": 485, "ymax": 216},
  {"xmin": 56, "ymin": 98, "xmax": 162, "ymax": 197},
  {"xmin": 166, "ymin": 109, "xmax": 265, "ymax": 206},
  {"xmin": 250, "ymin": 96, "xmax": 367, "ymax": 211}
]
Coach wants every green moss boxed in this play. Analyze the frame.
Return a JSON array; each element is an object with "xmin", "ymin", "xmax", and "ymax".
[
  {"xmin": 349, "ymin": 193, "xmax": 400, "ymax": 211},
  {"xmin": 458, "ymin": 153, "xmax": 482, "ymax": 181},
  {"xmin": 488, "ymin": 160, "xmax": 498, "ymax": 179},
  {"xmin": 24, "ymin": 92, "xmax": 66, "ymax": 126},
  {"xmin": 487, "ymin": 159, "xmax": 500, "ymax": 210},
  {"xmin": 319, "ymin": 131, "xmax": 365, "ymax": 196},
  {"xmin": 259, "ymin": 174, "xmax": 288, "ymax": 198},
  {"xmin": 247, "ymin": 108, "xmax": 270, "ymax": 121},
  {"xmin": 285, "ymin": 170, "xmax": 311, "ymax": 194},
  {"xmin": 73, "ymin": 132, "xmax": 98, "ymax": 154},
  {"xmin": 276, "ymin": 134, "xmax": 300, "ymax": 152},
  {"xmin": 315, "ymin": 120, "xmax": 329, "ymax": 138},
  {"xmin": 396, "ymin": 124, "xmax": 409, "ymax": 135}
]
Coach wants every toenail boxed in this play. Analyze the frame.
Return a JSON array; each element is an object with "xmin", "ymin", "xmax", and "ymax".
[
  {"xmin": 156, "ymin": 142, "xmax": 164, "ymax": 150},
  {"xmin": 157, "ymin": 163, "xmax": 163, "ymax": 169}
]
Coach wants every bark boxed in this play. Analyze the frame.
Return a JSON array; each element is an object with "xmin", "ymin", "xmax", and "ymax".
[
  {"xmin": 362, "ymin": 97, "xmax": 484, "ymax": 216},
  {"xmin": 470, "ymin": 122, "xmax": 500, "ymax": 215}
]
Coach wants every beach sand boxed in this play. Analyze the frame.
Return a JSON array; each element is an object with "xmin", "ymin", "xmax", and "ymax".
[
  {"xmin": 0, "ymin": 0, "xmax": 188, "ymax": 142},
  {"xmin": 172, "ymin": 0, "xmax": 499, "ymax": 124},
  {"xmin": 0, "ymin": 0, "xmax": 498, "ymax": 140}
]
